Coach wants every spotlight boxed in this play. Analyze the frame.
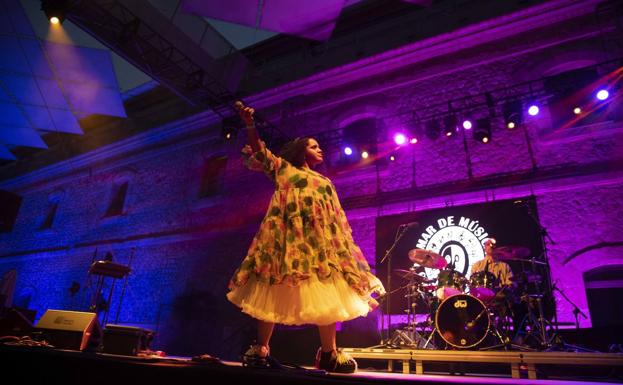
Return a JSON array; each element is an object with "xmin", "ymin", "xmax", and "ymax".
[
  {"xmin": 573, "ymin": 107, "xmax": 582, "ymax": 115},
  {"xmin": 528, "ymin": 104, "xmax": 540, "ymax": 116},
  {"xmin": 443, "ymin": 115, "xmax": 457, "ymax": 137},
  {"xmin": 410, "ymin": 137, "xmax": 418, "ymax": 144},
  {"xmin": 473, "ymin": 118, "xmax": 491, "ymax": 143},
  {"xmin": 41, "ymin": 0, "xmax": 70, "ymax": 25},
  {"xmin": 343, "ymin": 146, "xmax": 353, "ymax": 156},
  {"xmin": 361, "ymin": 150, "xmax": 369, "ymax": 159},
  {"xmin": 393, "ymin": 133, "xmax": 407, "ymax": 145},
  {"xmin": 425, "ymin": 120, "xmax": 441, "ymax": 140},
  {"xmin": 462, "ymin": 120, "xmax": 472, "ymax": 130},
  {"xmin": 596, "ymin": 89, "xmax": 609, "ymax": 101},
  {"xmin": 221, "ymin": 116, "xmax": 239, "ymax": 140},
  {"xmin": 389, "ymin": 154, "xmax": 396, "ymax": 162},
  {"xmin": 503, "ymin": 100, "xmax": 522, "ymax": 130}
]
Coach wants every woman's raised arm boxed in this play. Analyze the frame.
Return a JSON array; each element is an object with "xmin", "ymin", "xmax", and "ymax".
[{"xmin": 235, "ymin": 101, "xmax": 261, "ymax": 153}]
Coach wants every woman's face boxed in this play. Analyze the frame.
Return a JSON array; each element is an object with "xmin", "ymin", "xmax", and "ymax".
[{"xmin": 304, "ymin": 138, "xmax": 323, "ymax": 166}]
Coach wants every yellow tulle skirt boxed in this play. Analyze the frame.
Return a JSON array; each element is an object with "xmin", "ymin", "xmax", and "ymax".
[{"xmin": 227, "ymin": 272, "xmax": 381, "ymax": 326}]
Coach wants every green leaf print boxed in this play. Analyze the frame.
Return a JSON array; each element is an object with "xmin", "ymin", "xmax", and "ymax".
[
  {"xmin": 286, "ymin": 202, "xmax": 297, "ymax": 213},
  {"xmin": 269, "ymin": 206, "xmax": 281, "ymax": 216},
  {"xmin": 317, "ymin": 186, "xmax": 325, "ymax": 194},
  {"xmin": 318, "ymin": 250, "xmax": 326, "ymax": 262},
  {"xmin": 297, "ymin": 243, "xmax": 310, "ymax": 254},
  {"xmin": 325, "ymin": 186, "xmax": 333, "ymax": 196},
  {"xmin": 294, "ymin": 178, "xmax": 308, "ymax": 188},
  {"xmin": 303, "ymin": 196, "xmax": 313, "ymax": 206},
  {"xmin": 302, "ymin": 259, "xmax": 310, "ymax": 273},
  {"xmin": 288, "ymin": 174, "xmax": 300, "ymax": 183},
  {"xmin": 286, "ymin": 232, "xmax": 295, "ymax": 243},
  {"xmin": 292, "ymin": 259, "xmax": 300, "ymax": 269}
]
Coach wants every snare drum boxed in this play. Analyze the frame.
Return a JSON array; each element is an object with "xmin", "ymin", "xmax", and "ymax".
[
  {"xmin": 436, "ymin": 269, "xmax": 466, "ymax": 300},
  {"xmin": 469, "ymin": 271, "xmax": 499, "ymax": 303}
]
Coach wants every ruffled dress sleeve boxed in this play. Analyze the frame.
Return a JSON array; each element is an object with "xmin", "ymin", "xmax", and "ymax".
[{"xmin": 241, "ymin": 142, "xmax": 285, "ymax": 182}]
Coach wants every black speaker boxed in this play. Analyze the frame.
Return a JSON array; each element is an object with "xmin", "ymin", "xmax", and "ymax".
[
  {"xmin": 103, "ymin": 324, "xmax": 155, "ymax": 356},
  {"xmin": 0, "ymin": 308, "xmax": 35, "ymax": 337},
  {"xmin": 35, "ymin": 310, "xmax": 102, "ymax": 351},
  {"xmin": 0, "ymin": 190, "xmax": 22, "ymax": 232}
]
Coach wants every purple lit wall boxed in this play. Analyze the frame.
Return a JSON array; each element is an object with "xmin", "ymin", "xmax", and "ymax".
[{"xmin": 1, "ymin": 0, "xmax": 622, "ymax": 359}]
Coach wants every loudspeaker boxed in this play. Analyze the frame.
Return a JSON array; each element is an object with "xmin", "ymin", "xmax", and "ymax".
[
  {"xmin": 0, "ymin": 308, "xmax": 35, "ymax": 337},
  {"xmin": 0, "ymin": 190, "xmax": 22, "ymax": 233},
  {"xmin": 103, "ymin": 324, "xmax": 155, "ymax": 356},
  {"xmin": 35, "ymin": 310, "xmax": 102, "ymax": 351}
]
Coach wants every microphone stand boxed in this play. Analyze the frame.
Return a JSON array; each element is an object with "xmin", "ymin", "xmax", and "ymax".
[
  {"xmin": 516, "ymin": 198, "xmax": 557, "ymax": 348},
  {"xmin": 552, "ymin": 283, "xmax": 587, "ymax": 329},
  {"xmin": 377, "ymin": 225, "xmax": 411, "ymax": 347}
]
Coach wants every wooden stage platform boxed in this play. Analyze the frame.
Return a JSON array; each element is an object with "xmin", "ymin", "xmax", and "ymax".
[
  {"xmin": 1, "ymin": 344, "xmax": 622, "ymax": 385},
  {"xmin": 343, "ymin": 347, "xmax": 623, "ymax": 380}
]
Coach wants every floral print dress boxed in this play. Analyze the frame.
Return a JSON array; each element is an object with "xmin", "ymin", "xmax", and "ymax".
[{"xmin": 227, "ymin": 143, "xmax": 385, "ymax": 325}]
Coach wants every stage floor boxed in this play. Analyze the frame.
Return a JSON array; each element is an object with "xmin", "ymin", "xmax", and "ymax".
[{"xmin": 1, "ymin": 344, "xmax": 622, "ymax": 385}]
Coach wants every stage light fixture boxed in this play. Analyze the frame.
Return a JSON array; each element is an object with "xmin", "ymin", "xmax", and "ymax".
[
  {"xmin": 343, "ymin": 146, "xmax": 353, "ymax": 156},
  {"xmin": 596, "ymin": 89, "xmax": 609, "ymax": 101},
  {"xmin": 361, "ymin": 150, "xmax": 369, "ymax": 159},
  {"xmin": 389, "ymin": 154, "xmax": 396, "ymax": 162},
  {"xmin": 393, "ymin": 133, "xmax": 407, "ymax": 145},
  {"xmin": 528, "ymin": 104, "xmax": 540, "ymax": 116},
  {"xmin": 221, "ymin": 116, "xmax": 239, "ymax": 140},
  {"xmin": 473, "ymin": 118, "xmax": 491, "ymax": 144},
  {"xmin": 41, "ymin": 0, "xmax": 71, "ymax": 25},
  {"xmin": 443, "ymin": 115, "xmax": 457, "ymax": 137},
  {"xmin": 573, "ymin": 107, "xmax": 582, "ymax": 115},
  {"xmin": 462, "ymin": 120, "xmax": 472, "ymax": 130},
  {"xmin": 410, "ymin": 137, "xmax": 418, "ymax": 144},
  {"xmin": 503, "ymin": 100, "xmax": 522, "ymax": 130}
]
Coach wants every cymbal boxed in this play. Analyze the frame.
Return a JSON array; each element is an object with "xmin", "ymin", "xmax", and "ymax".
[
  {"xmin": 394, "ymin": 268, "xmax": 427, "ymax": 281},
  {"xmin": 408, "ymin": 249, "xmax": 448, "ymax": 269},
  {"xmin": 493, "ymin": 246, "xmax": 531, "ymax": 261}
]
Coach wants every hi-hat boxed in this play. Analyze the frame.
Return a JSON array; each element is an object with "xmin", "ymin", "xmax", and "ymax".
[
  {"xmin": 408, "ymin": 249, "xmax": 448, "ymax": 269},
  {"xmin": 493, "ymin": 246, "xmax": 531, "ymax": 261}
]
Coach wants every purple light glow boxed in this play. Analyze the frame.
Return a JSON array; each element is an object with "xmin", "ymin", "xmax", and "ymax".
[
  {"xmin": 462, "ymin": 120, "xmax": 472, "ymax": 130},
  {"xmin": 394, "ymin": 133, "xmax": 407, "ymax": 145}
]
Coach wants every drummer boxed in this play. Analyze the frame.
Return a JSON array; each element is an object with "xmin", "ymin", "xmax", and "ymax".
[{"xmin": 470, "ymin": 238, "xmax": 513, "ymax": 286}]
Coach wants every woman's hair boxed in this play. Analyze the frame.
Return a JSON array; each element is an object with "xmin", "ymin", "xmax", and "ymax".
[{"xmin": 278, "ymin": 137, "xmax": 312, "ymax": 168}]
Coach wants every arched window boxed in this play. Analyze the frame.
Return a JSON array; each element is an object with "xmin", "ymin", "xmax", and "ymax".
[{"xmin": 584, "ymin": 265, "xmax": 623, "ymax": 328}]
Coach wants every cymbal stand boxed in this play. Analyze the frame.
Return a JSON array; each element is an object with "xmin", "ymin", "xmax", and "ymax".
[
  {"xmin": 480, "ymin": 287, "xmax": 534, "ymax": 351},
  {"xmin": 516, "ymin": 198, "xmax": 558, "ymax": 348}
]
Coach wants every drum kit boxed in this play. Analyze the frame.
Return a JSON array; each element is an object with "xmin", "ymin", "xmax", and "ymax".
[{"xmin": 386, "ymin": 246, "xmax": 552, "ymax": 351}]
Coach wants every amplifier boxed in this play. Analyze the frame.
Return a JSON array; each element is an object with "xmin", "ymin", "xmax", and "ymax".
[{"xmin": 103, "ymin": 324, "xmax": 155, "ymax": 356}]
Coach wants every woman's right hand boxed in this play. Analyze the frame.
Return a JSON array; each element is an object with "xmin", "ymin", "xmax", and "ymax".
[{"xmin": 235, "ymin": 101, "xmax": 254, "ymax": 125}]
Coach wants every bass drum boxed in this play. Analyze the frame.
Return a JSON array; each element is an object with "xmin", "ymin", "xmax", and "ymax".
[{"xmin": 435, "ymin": 294, "xmax": 490, "ymax": 348}]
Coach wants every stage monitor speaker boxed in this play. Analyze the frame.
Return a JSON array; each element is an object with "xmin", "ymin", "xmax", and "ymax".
[
  {"xmin": 103, "ymin": 324, "xmax": 155, "ymax": 356},
  {"xmin": 0, "ymin": 190, "xmax": 22, "ymax": 232},
  {"xmin": 0, "ymin": 308, "xmax": 34, "ymax": 337},
  {"xmin": 35, "ymin": 309, "xmax": 102, "ymax": 351}
]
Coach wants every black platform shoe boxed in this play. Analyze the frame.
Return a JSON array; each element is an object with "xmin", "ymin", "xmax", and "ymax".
[{"xmin": 314, "ymin": 348, "xmax": 357, "ymax": 374}]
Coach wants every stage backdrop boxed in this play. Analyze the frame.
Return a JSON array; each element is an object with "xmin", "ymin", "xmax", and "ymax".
[{"xmin": 375, "ymin": 196, "xmax": 548, "ymax": 316}]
